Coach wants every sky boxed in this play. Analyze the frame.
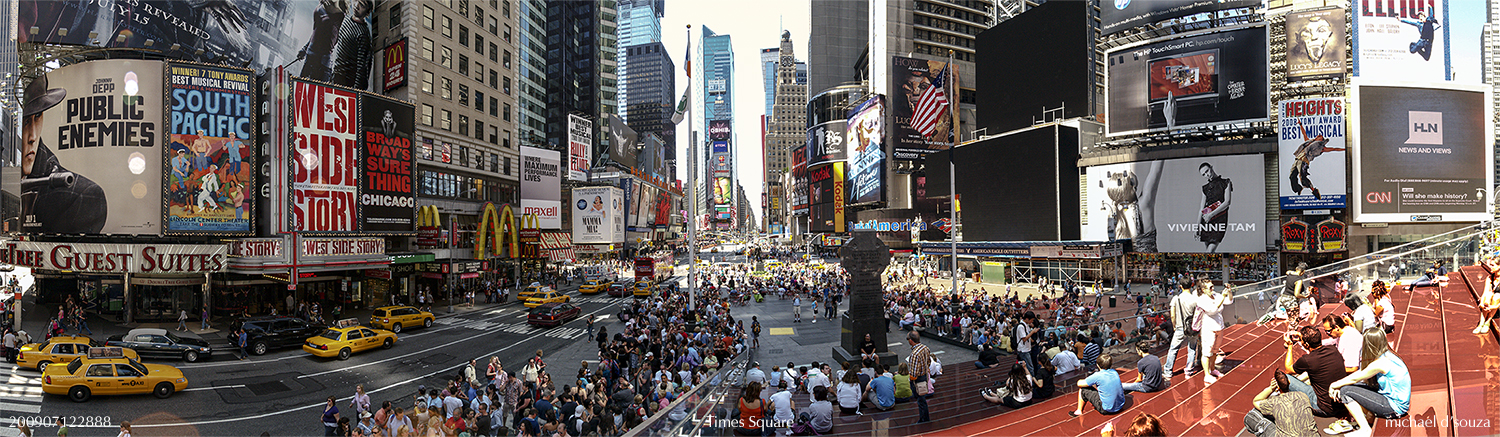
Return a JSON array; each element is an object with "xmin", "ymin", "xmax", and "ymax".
[{"xmin": 658, "ymin": 0, "xmax": 1489, "ymax": 228}]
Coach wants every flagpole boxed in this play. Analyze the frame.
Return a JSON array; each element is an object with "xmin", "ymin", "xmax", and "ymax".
[
  {"xmin": 948, "ymin": 51, "xmax": 960, "ymax": 296},
  {"xmin": 685, "ymin": 24, "xmax": 698, "ymax": 312}
]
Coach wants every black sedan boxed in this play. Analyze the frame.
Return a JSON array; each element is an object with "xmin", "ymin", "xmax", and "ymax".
[
  {"xmin": 526, "ymin": 303, "xmax": 581, "ymax": 327},
  {"xmin": 105, "ymin": 328, "xmax": 214, "ymax": 362},
  {"xmin": 233, "ymin": 316, "xmax": 326, "ymax": 355},
  {"xmin": 607, "ymin": 283, "xmax": 629, "ymax": 297}
]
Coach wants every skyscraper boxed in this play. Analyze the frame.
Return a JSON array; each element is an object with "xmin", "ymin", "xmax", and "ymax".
[
  {"xmin": 765, "ymin": 32, "xmax": 807, "ymax": 232},
  {"xmin": 546, "ymin": 0, "xmax": 617, "ymax": 155},
  {"xmin": 762, "ymin": 47, "xmax": 807, "ymax": 117},
  {"xmin": 517, "ymin": 0, "xmax": 548, "ymax": 146},
  {"xmin": 623, "ymin": 41, "xmax": 677, "ymax": 177},
  {"xmin": 616, "ymin": 0, "xmax": 665, "ymax": 119},
  {"xmin": 702, "ymin": 27, "xmax": 735, "ymax": 225},
  {"xmin": 809, "ymin": 0, "xmax": 868, "ymax": 96}
]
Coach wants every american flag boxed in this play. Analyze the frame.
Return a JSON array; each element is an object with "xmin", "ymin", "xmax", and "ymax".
[{"xmin": 911, "ymin": 65, "xmax": 950, "ymax": 137}]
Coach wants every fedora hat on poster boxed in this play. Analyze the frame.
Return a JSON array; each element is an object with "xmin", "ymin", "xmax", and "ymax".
[{"xmin": 23, "ymin": 75, "xmax": 66, "ymax": 117}]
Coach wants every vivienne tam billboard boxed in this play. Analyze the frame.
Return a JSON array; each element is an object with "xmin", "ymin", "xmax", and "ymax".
[
  {"xmin": 0, "ymin": 242, "xmax": 227, "ymax": 274},
  {"xmin": 291, "ymin": 79, "xmax": 360, "ymax": 232}
]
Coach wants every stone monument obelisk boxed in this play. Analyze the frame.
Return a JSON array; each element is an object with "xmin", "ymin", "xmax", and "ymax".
[{"xmin": 834, "ymin": 229, "xmax": 896, "ymax": 367}]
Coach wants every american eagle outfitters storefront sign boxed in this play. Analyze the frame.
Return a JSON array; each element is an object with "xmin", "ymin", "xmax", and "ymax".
[{"xmin": 0, "ymin": 242, "xmax": 227, "ymax": 274}]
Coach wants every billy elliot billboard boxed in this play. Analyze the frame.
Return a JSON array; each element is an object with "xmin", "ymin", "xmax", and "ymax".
[
  {"xmin": 1084, "ymin": 154, "xmax": 1267, "ymax": 253},
  {"xmin": 1354, "ymin": 0, "xmax": 1450, "ymax": 82},
  {"xmin": 1278, "ymin": 98, "xmax": 1348, "ymax": 210},
  {"xmin": 359, "ymin": 95, "xmax": 416, "ymax": 233},
  {"xmin": 291, "ymin": 79, "xmax": 360, "ymax": 232},
  {"xmin": 890, "ymin": 56, "xmax": 952, "ymax": 161},
  {"xmin": 165, "ymin": 63, "xmax": 256, "ymax": 235},
  {"xmin": 567, "ymin": 114, "xmax": 591, "ymax": 181},
  {"xmin": 1106, "ymin": 25, "xmax": 1269, "ymax": 136},
  {"xmin": 1100, "ymin": 0, "xmax": 1262, "ymax": 36},
  {"xmin": 20, "ymin": 0, "xmax": 380, "ymax": 91},
  {"xmin": 1286, "ymin": 8, "xmax": 1347, "ymax": 82},
  {"xmin": 1351, "ymin": 82, "xmax": 1492, "ymax": 223},
  {"xmin": 20, "ymin": 60, "xmax": 164, "ymax": 235}
]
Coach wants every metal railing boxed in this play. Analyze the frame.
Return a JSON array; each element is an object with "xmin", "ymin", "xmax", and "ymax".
[{"xmin": 624, "ymin": 351, "xmax": 752, "ymax": 437}]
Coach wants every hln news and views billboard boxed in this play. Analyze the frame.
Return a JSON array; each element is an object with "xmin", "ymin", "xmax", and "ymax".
[
  {"xmin": 1084, "ymin": 154, "xmax": 1267, "ymax": 253},
  {"xmin": 1354, "ymin": 0, "xmax": 1450, "ymax": 81},
  {"xmin": 290, "ymin": 79, "xmax": 360, "ymax": 232},
  {"xmin": 890, "ymin": 56, "xmax": 953, "ymax": 161},
  {"xmin": 1278, "ymin": 98, "xmax": 1347, "ymax": 210},
  {"xmin": 572, "ymin": 186, "xmax": 624, "ymax": 244},
  {"xmin": 806, "ymin": 120, "xmax": 849, "ymax": 166},
  {"xmin": 520, "ymin": 146, "xmax": 562, "ymax": 229},
  {"xmin": 166, "ymin": 63, "xmax": 256, "ymax": 235},
  {"xmin": 1106, "ymin": 25, "xmax": 1269, "ymax": 136},
  {"xmin": 21, "ymin": 1, "xmax": 379, "ymax": 92},
  {"xmin": 19, "ymin": 60, "xmax": 164, "ymax": 235},
  {"xmin": 358, "ymin": 95, "xmax": 417, "ymax": 233},
  {"xmin": 1100, "ymin": 0, "xmax": 1262, "ymax": 36},
  {"xmin": 847, "ymin": 95, "xmax": 886, "ymax": 204},
  {"xmin": 1351, "ymin": 82, "xmax": 1493, "ymax": 223},
  {"xmin": 567, "ymin": 114, "xmax": 591, "ymax": 181},
  {"xmin": 1286, "ymin": 8, "xmax": 1347, "ymax": 82}
]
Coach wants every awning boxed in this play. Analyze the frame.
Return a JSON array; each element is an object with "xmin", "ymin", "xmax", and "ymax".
[
  {"xmin": 547, "ymin": 248, "xmax": 576, "ymax": 263},
  {"xmin": 539, "ymin": 232, "xmax": 573, "ymax": 250}
]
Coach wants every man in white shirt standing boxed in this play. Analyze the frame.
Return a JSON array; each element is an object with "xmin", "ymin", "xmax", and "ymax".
[
  {"xmin": 1164, "ymin": 282, "xmax": 1200, "ymax": 378},
  {"xmin": 1014, "ymin": 312, "xmax": 1038, "ymax": 375},
  {"xmin": 793, "ymin": 296, "xmax": 802, "ymax": 323},
  {"xmin": 1194, "ymin": 278, "xmax": 1231, "ymax": 385}
]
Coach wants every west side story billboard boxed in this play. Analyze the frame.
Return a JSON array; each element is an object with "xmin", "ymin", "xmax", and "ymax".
[
  {"xmin": 359, "ymin": 95, "xmax": 416, "ymax": 233},
  {"xmin": 1084, "ymin": 154, "xmax": 1267, "ymax": 253},
  {"xmin": 165, "ymin": 63, "xmax": 256, "ymax": 235},
  {"xmin": 1354, "ymin": 0, "xmax": 1450, "ymax": 81},
  {"xmin": 1278, "ymin": 98, "xmax": 1347, "ymax": 210},
  {"xmin": 1351, "ymin": 82, "xmax": 1492, "ymax": 223},
  {"xmin": 1106, "ymin": 26, "xmax": 1269, "ymax": 136},
  {"xmin": 20, "ymin": 60, "xmax": 164, "ymax": 235},
  {"xmin": 290, "ymin": 79, "xmax": 360, "ymax": 233}
]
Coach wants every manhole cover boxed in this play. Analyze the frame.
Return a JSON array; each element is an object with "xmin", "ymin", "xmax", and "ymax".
[{"xmin": 245, "ymin": 380, "xmax": 291, "ymax": 396}]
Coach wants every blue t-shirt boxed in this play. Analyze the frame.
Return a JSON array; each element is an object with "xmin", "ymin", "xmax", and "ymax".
[
  {"xmin": 1084, "ymin": 369, "xmax": 1125, "ymax": 413},
  {"xmin": 870, "ymin": 375, "xmax": 896, "ymax": 407},
  {"xmin": 1374, "ymin": 352, "xmax": 1411, "ymax": 416}
]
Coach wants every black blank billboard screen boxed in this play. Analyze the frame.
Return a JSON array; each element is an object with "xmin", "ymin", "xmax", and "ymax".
[
  {"xmin": 1107, "ymin": 26, "xmax": 1268, "ymax": 136},
  {"xmin": 1100, "ymin": 0, "xmax": 1262, "ymax": 36}
]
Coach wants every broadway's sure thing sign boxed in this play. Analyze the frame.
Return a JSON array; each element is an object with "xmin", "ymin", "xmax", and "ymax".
[
  {"xmin": 166, "ymin": 63, "xmax": 256, "ymax": 234},
  {"xmin": 291, "ymin": 80, "xmax": 360, "ymax": 232},
  {"xmin": 1278, "ymin": 98, "xmax": 1347, "ymax": 209},
  {"xmin": 359, "ymin": 95, "xmax": 416, "ymax": 233}
]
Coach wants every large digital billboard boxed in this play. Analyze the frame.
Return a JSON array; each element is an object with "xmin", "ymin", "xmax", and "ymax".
[
  {"xmin": 21, "ymin": 1, "xmax": 378, "ymax": 91},
  {"xmin": 847, "ymin": 95, "xmax": 886, "ymax": 204},
  {"xmin": 166, "ymin": 63, "xmax": 255, "ymax": 235},
  {"xmin": 890, "ymin": 56, "xmax": 952, "ymax": 161},
  {"xmin": 712, "ymin": 153, "xmax": 732, "ymax": 176},
  {"xmin": 1286, "ymin": 8, "xmax": 1347, "ymax": 82},
  {"xmin": 713, "ymin": 177, "xmax": 733, "ymax": 206},
  {"xmin": 291, "ymin": 79, "xmax": 359, "ymax": 232},
  {"xmin": 806, "ymin": 120, "xmax": 849, "ymax": 166},
  {"xmin": 520, "ymin": 146, "xmax": 562, "ymax": 228},
  {"xmin": 606, "ymin": 114, "xmax": 638, "ymax": 169},
  {"xmin": 1354, "ymin": 0, "xmax": 1450, "ymax": 81},
  {"xmin": 1084, "ymin": 154, "xmax": 1267, "ymax": 253},
  {"xmin": 1278, "ymin": 98, "xmax": 1347, "ymax": 210},
  {"xmin": 708, "ymin": 120, "xmax": 732, "ymax": 141},
  {"xmin": 567, "ymin": 114, "xmax": 592, "ymax": 181},
  {"xmin": 21, "ymin": 60, "xmax": 164, "ymax": 235},
  {"xmin": 572, "ymin": 186, "xmax": 624, "ymax": 244},
  {"xmin": 1106, "ymin": 26, "xmax": 1269, "ymax": 136},
  {"xmin": 1100, "ymin": 0, "xmax": 1262, "ymax": 36},
  {"xmin": 1351, "ymin": 82, "xmax": 1492, "ymax": 223},
  {"xmin": 359, "ymin": 95, "xmax": 416, "ymax": 233}
]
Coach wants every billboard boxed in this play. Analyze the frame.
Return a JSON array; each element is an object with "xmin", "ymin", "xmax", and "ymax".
[
  {"xmin": 1354, "ymin": 0, "xmax": 1450, "ymax": 81},
  {"xmin": 21, "ymin": 60, "xmax": 163, "ymax": 235},
  {"xmin": 606, "ymin": 114, "xmax": 639, "ymax": 170},
  {"xmin": 567, "ymin": 114, "xmax": 592, "ymax": 181},
  {"xmin": 520, "ymin": 146, "xmax": 562, "ymax": 228},
  {"xmin": 708, "ymin": 120, "xmax": 732, "ymax": 141},
  {"xmin": 806, "ymin": 120, "xmax": 849, "ymax": 166},
  {"xmin": 1084, "ymin": 154, "xmax": 1267, "ymax": 253},
  {"xmin": 572, "ymin": 186, "xmax": 624, "ymax": 244},
  {"xmin": 20, "ymin": 1, "xmax": 378, "ymax": 91},
  {"xmin": 1351, "ymin": 82, "xmax": 1492, "ymax": 223},
  {"xmin": 713, "ymin": 177, "xmax": 733, "ymax": 206},
  {"xmin": 359, "ymin": 95, "xmax": 416, "ymax": 233},
  {"xmin": 1278, "ymin": 98, "xmax": 1347, "ymax": 210},
  {"xmin": 165, "ymin": 63, "xmax": 255, "ymax": 235},
  {"xmin": 890, "ymin": 56, "xmax": 952, "ymax": 160},
  {"xmin": 290, "ymin": 79, "xmax": 359, "ymax": 232},
  {"xmin": 1286, "ymin": 8, "xmax": 1347, "ymax": 82},
  {"xmin": 847, "ymin": 95, "xmax": 886, "ymax": 204},
  {"xmin": 1106, "ymin": 26, "xmax": 1269, "ymax": 136},
  {"xmin": 383, "ymin": 39, "xmax": 409, "ymax": 93},
  {"xmin": 712, "ymin": 141, "xmax": 729, "ymax": 154},
  {"xmin": 808, "ymin": 162, "xmax": 847, "ymax": 233},
  {"xmin": 1100, "ymin": 0, "xmax": 1262, "ymax": 36}
]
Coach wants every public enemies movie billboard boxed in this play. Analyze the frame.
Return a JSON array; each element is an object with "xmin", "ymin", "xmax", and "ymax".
[
  {"xmin": 20, "ymin": 60, "xmax": 164, "ymax": 235},
  {"xmin": 1354, "ymin": 0, "xmax": 1450, "ymax": 81},
  {"xmin": 1106, "ymin": 26, "xmax": 1269, "ymax": 136},
  {"xmin": 806, "ymin": 120, "xmax": 849, "ymax": 166},
  {"xmin": 165, "ymin": 63, "xmax": 256, "ymax": 235},
  {"xmin": 890, "ymin": 56, "xmax": 952, "ymax": 160},
  {"xmin": 291, "ymin": 79, "xmax": 360, "ymax": 232},
  {"xmin": 1084, "ymin": 154, "xmax": 1267, "ymax": 253},
  {"xmin": 20, "ymin": 0, "xmax": 380, "ymax": 91},
  {"xmin": 1286, "ymin": 8, "xmax": 1347, "ymax": 82},
  {"xmin": 359, "ymin": 95, "xmax": 416, "ymax": 233},
  {"xmin": 1278, "ymin": 98, "xmax": 1348, "ymax": 210},
  {"xmin": 847, "ymin": 95, "xmax": 886, "ymax": 204},
  {"xmin": 1352, "ymin": 82, "xmax": 1492, "ymax": 223},
  {"xmin": 1101, "ymin": 0, "xmax": 1263, "ymax": 36}
]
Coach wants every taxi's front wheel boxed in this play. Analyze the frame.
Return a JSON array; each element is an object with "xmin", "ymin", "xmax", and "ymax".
[
  {"xmin": 68, "ymin": 386, "xmax": 90, "ymax": 402},
  {"xmin": 153, "ymin": 382, "xmax": 174, "ymax": 399},
  {"xmin": 423, "ymin": 318, "xmax": 433, "ymax": 328},
  {"xmin": 383, "ymin": 338, "xmax": 393, "ymax": 349}
]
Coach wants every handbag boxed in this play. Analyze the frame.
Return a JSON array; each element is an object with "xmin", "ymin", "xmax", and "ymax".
[{"xmin": 912, "ymin": 375, "xmax": 930, "ymax": 396}]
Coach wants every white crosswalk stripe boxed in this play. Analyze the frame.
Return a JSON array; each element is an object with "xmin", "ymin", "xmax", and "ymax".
[
  {"xmin": 0, "ymin": 365, "xmax": 45, "ymax": 413},
  {"xmin": 434, "ymin": 319, "xmax": 585, "ymax": 339}
]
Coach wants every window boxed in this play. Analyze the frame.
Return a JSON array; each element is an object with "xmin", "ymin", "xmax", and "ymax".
[
  {"xmin": 422, "ymin": 38, "xmax": 434, "ymax": 60},
  {"xmin": 490, "ymin": 154, "xmax": 499, "ymax": 172},
  {"xmin": 475, "ymin": 91, "xmax": 485, "ymax": 112},
  {"xmin": 459, "ymin": 0, "xmax": 469, "ymax": 17},
  {"xmin": 458, "ymin": 55, "xmax": 469, "ymax": 74},
  {"xmin": 441, "ymin": 78, "xmax": 451, "ymax": 99},
  {"xmin": 475, "ymin": 63, "xmax": 484, "ymax": 81},
  {"xmin": 87, "ymin": 364, "xmax": 114, "ymax": 377},
  {"xmin": 502, "ymin": 1, "xmax": 511, "ymax": 18},
  {"xmin": 459, "ymin": 25, "xmax": 469, "ymax": 47},
  {"xmin": 503, "ymin": 156, "xmax": 511, "ymax": 175},
  {"xmin": 489, "ymin": 43, "xmax": 498, "ymax": 62},
  {"xmin": 422, "ymin": 105, "xmax": 433, "ymax": 125},
  {"xmin": 498, "ymin": 128, "xmax": 506, "ymax": 147},
  {"xmin": 504, "ymin": 24, "xmax": 512, "ymax": 43},
  {"xmin": 390, "ymin": 4, "xmax": 402, "ymax": 30},
  {"xmin": 489, "ymin": 16, "xmax": 498, "ymax": 35},
  {"xmin": 489, "ymin": 70, "xmax": 498, "ymax": 89},
  {"xmin": 503, "ymin": 77, "xmax": 511, "ymax": 95},
  {"xmin": 475, "ymin": 120, "xmax": 485, "ymax": 140},
  {"xmin": 502, "ymin": 103, "xmax": 511, "ymax": 122},
  {"xmin": 503, "ymin": 50, "xmax": 511, "ymax": 69},
  {"xmin": 441, "ymin": 47, "xmax": 452, "ymax": 69},
  {"xmin": 442, "ymin": 15, "xmax": 452, "ymax": 38},
  {"xmin": 441, "ymin": 110, "xmax": 452, "ymax": 130},
  {"xmin": 476, "ymin": 7, "xmax": 485, "ymax": 25},
  {"xmin": 459, "ymin": 84, "xmax": 469, "ymax": 105},
  {"xmin": 421, "ymin": 71, "xmax": 434, "ymax": 93},
  {"xmin": 475, "ymin": 35, "xmax": 484, "ymax": 55},
  {"xmin": 423, "ymin": 6, "xmax": 434, "ymax": 28},
  {"xmin": 490, "ymin": 97, "xmax": 498, "ymax": 116},
  {"xmin": 459, "ymin": 115, "xmax": 469, "ymax": 135}
]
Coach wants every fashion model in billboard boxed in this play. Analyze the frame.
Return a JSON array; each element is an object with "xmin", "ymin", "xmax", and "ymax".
[
  {"xmin": 20, "ymin": 75, "xmax": 107, "ymax": 234},
  {"xmin": 1196, "ymin": 163, "xmax": 1233, "ymax": 252},
  {"xmin": 1099, "ymin": 161, "xmax": 1162, "ymax": 252}
]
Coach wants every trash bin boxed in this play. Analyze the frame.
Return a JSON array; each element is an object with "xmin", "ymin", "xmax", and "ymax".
[{"xmin": 1109, "ymin": 296, "xmax": 1117, "ymax": 307}]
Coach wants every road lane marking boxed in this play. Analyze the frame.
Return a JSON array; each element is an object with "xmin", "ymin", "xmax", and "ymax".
[{"xmin": 181, "ymin": 384, "xmax": 245, "ymax": 392}]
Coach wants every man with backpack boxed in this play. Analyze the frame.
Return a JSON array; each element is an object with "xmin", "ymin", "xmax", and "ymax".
[{"xmin": 1164, "ymin": 280, "xmax": 1200, "ymax": 378}]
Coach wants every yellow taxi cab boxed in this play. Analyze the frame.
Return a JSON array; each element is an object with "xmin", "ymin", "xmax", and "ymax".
[
  {"xmin": 579, "ymin": 279, "xmax": 612, "ymax": 295},
  {"xmin": 302, "ymin": 319, "xmax": 398, "ymax": 360},
  {"xmin": 517, "ymin": 283, "xmax": 548, "ymax": 301},
  {"xmin": 16, "ymin": 336, "xmax": 140, "ymax": 372},
  {"xmin": 368, "ymin": 306, "xmax": 434, "ymax": 333},
  {"xmin": 764, "ymin": 260, "xmax": 784, "ymax": 269},
  {"xmin": 42, "ymin": 347, "xmax": 187, "ymax": 402},
  {"xmin": 524, "ymin": 290, "xmax": 571, "ymax": 308},
  {"xmin": 632, "ymin": 281, "xmax": 653, "ymax": 297}
]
